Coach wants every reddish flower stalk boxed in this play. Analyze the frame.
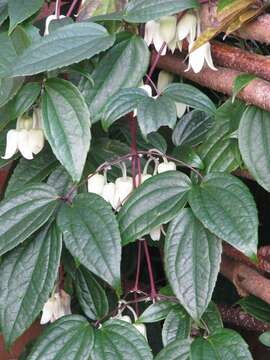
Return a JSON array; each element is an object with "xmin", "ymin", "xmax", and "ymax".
[
  {"xmin": 67, "ymin": 0, "xmax": 80, "ymax": 17},
  {"xmin": 143, "ymin": 240, "xmax": 158, "ymax": 300}
]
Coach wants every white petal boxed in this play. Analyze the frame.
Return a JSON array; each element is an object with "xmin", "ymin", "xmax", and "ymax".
[
  {"xmin": 157, "ymin": 161, "xmax": 176, "ymax": 173},
  {"xmin": 157, "ymin": 71, "xmax": 173, "ymax": 93},
  {"xmin": 152, "ymin": 28, "xmax": 166, "ymax": 54},
  {"xmin": 102, "ymin": 182, "xmax": 117, "ymax": 208},
  {"xmin": 168, "ymin": 35, "xmax": 177, "ymax": 53},
  {"xmin": 17, "ymin": 130, "xmax": 33, "ymax": 160},
  {"xmin": 177, "ymin": 13, "xmax": 197, "ymax": 41},
  {"xmin": 175, "ymin": 102, "xmax": 186, "ymax": 118},
  {"xmin": 40, "ymin": 299, "xmax": 55, "ymax": 324},
  {"xmin": 205, "ymin": 42, "xmax": 218, "ymax": 71},
  {"xmin": 115, "ymin": 177, "xmax": 133, "ymax": 204},
  {"xmin": 60, "ymin": 290, "xmax": 72, "ymax": 316},
  {"xmin": 1, "ymin": 130, "xmax": 19, "ymax": 159},
  {"xmin": 150, "ymin": 226, "xmax": 161, "ymax": 241},
  {"xmin": 144, "ymin": 20, "xmax": 156, "ymax": 46},
  {"xmin": 139, "ymin": 84, "xmax": 152, "ymax": 97},
  {"xmin": 88, "ymin": 173, "xmax": 105, "ymax": 195},
  {"xmin": 28, "ymin": 129, "xmax": 45, "ymax": 155},
  {"xmin": 135, "ymin": 173, "xmax": 152, "ymax": 187},
  {"xmin": 159, "ymin": 16, "xmax": 177, "ymax": 44},
  {"xmin": 187, "ymin": 44, "xmax": 207, "ymax": 74},
  {"xmin": 134, "ymin": 323, "xmax": 147, "ymax": 339}
]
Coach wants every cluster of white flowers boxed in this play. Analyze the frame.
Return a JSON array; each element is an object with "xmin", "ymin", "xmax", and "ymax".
[
  {"xmin": 88, "ymin": 156, "xmax": 176, "ymax": 241},
  {"xmin": 144, "ymin": 12, "xmax": 217, "ymax": 73},
  {"xmin": 40, "ymin": 289, "xmax": 71, "ymax": 325},
  {"xmin": 2, "ymin": 108, "xmax": 45, "ymax": 160}
]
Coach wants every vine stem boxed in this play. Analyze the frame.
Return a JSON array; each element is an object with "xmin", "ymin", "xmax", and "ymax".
[
  {"xmin": 143, "ymin": 240, "xmax": 158, "ymax": 300},
  {"xmin": 67, "ymin": 0, "xmax": 80, "ymax": 17},
  {"xmin": 56, "ymin": 0, "xmax": 62, "ymax": 18},
  {"xmin": 146, "ymin": 42, "xmax": 166, "ymax": 83}
]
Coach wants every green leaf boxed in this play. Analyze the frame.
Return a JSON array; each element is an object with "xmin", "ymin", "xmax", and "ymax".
[
  {"xmin": 0, "ymin": 0, "xmax": 8, "ymax": 26},
  {"xmin": 232, "ymin": 74, "xmax": 256, "ymax": 103},
  {"xmin": 42, "ymin": 78, "xmax": 91, "ymax": 182},
  {"xmin": 0, "ymin": 76, "xmax": 25, "ymax": 107},
  {"xmin": 10, "ymin": 25, "xmax": 32, "ymax": 55},
  {"xmin": 102, "ymin": 87, "xmax": 148, "ymax": 130},
  {"xmin": 239, "ymin": 106, "xmax": 270, "ymax": 192},
  {"xmin": 238, "ymin": 295, "xmax": 270, "ymax": 324},
  {"xmin": 138, "ymin": 301, "xmax": 177, "ymax": 323},
  {"xmin": 27, "ymin": 315, "xmax": 94, "ymax": 360},
  {"xmin": 6, "ymin": 23, "xmax": 115, "ymax": 77},
  {"xmin": 82, "ymin": 35, "xmax": 150, "ymax": 123},
  {"xmin": 190, "ymin": 337, "xmax": 217, "ymax": 359},
  {"xmin": 137, "ymin": 95, "xmax": 177, "ymax": 137},
  {"xmin": 118, "ymin": 171, "xmax": 191, "ymax": 246},
  {"xmin": 8, "ymin": 0, "xmax": 44, "ymax": 33},
  {"xmin": 0, "ymin": 183, "xmax": 59, "ymax": 256},
  {"xmin": 188, "ymin": 173, "xmax": 258, "ymax": 258},
  {"xmin": 172, "ymin": 110, "xmax": 213, "ymax": 147},
  {"xmin": 201, "ymin": 302, "xmax": 223, "ymax": 334},
  {"xmin": 123, "ymin": 0, "xmax": 199, "ymax": 23},
  {"xmin": 165, "ymin": 208, "xmax": 222, "ymax": 320},
  {"xmin": 162, "ymin": 306, "xmax": 191, "ymax": 346},
  {"xmin": 5, "ymin": 148, "xmax": 58, "ymax": 197},
  {"xmin": 57, "ymin": 193, "xmax": 121, "ymax": 288},
  {"xmin": 75, "ymin": 266, "xmax": 109, "ymax": 320},
  {"xmin": 163, "ymin": 84, "xmax": 216, "ymax": 116},
  {"xmin": 0, "ymin": 222, "xmax": 61, "ymax": 346},
  {"xmin": 0, "ymin": 32, "xmax": 18, "ymax": 76},
  {"xmin": 155, "ymin": 339, "xmax": 191, "ymax": 360},
  {"xmin": 259, "ymin": 332, "xmax": 270, "ymax": 347},
  {"xmin": 172, "ymin": 145, "xmax": 204, "ymax": 170},
  {"xmin": 91, "ymin": 319, "xmax": 153, "ymax": 360},
  {"xmin": 9, "ymin": 82, "xmax": 41, "ymax": 118},
  {"xmin": 47, "ymin": 166, "xmax": 74, "ymax": 197}
]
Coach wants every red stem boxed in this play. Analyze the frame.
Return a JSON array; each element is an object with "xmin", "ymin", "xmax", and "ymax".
[
  {"xmin": 133, "ymin": 241, "xmax": 142, "ymax": 291},
  {"xmin": 143, "ymin": 240, "xmax": 158, "ymax": 300},
  {"xmin": 67, "ymin": 0, "xmax": 79, "ymax": 17},
  {"xmin": 146, "ymin": 42, "xmax": 166, "ymax": 83},
  {"xmin": 56, "ymin": 0, "xmax": 62, "ymax": 18}
]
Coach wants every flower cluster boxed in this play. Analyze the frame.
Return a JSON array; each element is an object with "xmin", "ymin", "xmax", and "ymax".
[
  {"xmin": 144, "ymin": 11, "xmax": 217, "ymax": 73},
  {"xmin": 2, "ymin": 108, "xmax": 45, "ymax": 160},
  {"xmin": 88, "ymin": 155, "xmax": 176, "ymax": 241}
]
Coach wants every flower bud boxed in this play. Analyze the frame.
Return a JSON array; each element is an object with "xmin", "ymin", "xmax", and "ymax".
[
  {"xmin": 134, "ymin": 323, "xmax": 147, "ymax": 339},
  {"xmin": 102, "ymin": 182, "xmax": 121, "ymax": 210},
  {"xmin": 157, "ymin": 71, "xmax": 173, "ymax": 93},
  {"xmin": 159, "ymin": 16, "xmax": 177, "ymax": 44},
  {"xmin": 157, "ymin": 161, "xmax": 176, "ymax": 173},
  {"xmin": 88, "ymin": 173, "xmax": 105, "ymax": 195},
  {"xmin": 150, "ymin": 226, "xmax": 161, "ymax": 241},
  {"xmin": 17, "ymin": 116, "xmax": 33, "ymax": 131},
  {"xmin": 115, "ymin": 176, "xmax": 133, "ymax": 204}
]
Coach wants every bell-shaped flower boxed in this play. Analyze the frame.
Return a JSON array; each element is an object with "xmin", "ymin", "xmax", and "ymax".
[
  {"xmin": 187, "ymin": 41, "xmax": 217, "ymax": 74},
  {"xmin": 1, "ymin": 130, "xmax": 19, "ymax": 160},
  {"xmin": 157, "ymin": 71, "xmax": 186, "ymax": 118},
  {"xmin": 40, "ymin": 290, "xmax": 71, "ymax": 325},
  {"xmin": 159, "ymin": 16, "xmax": 177, "ymax": 45},
  {"xmin": 144, "ymin": 20, "xmax": 167, "ymax": 55},
  {"xmin": 134, "ymin": 323, "xmax": 147, "ymax": 339},
  {"xmin": 177, "ymin": 13, "xmax": 197, "ymax": 43},
  {"xmin": 158, "ymin": 159, "xmax": 176, "ymax": 173},
  {"xmin": 135, "ymin": 173, "xmax": 152, "ymax": 187},
  {"xmin": 149, "ymin": 226, "xmax": 162, "ymax": 241},
  {"xmin": 102, "ymin": 182, "xmax": 121, "ymax": 210},
  {"xmin": 88, "ymin": 173, "xmax": 105, "ymax": 195},
  {"xmin": 115, "ymin": 176, "xmax": 133, "ymax": 204}
]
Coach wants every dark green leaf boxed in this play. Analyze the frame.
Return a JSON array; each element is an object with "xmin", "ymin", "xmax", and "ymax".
[
  {"xmin": 172, "ymin": 110, "xmax": 213, "ymax": 147},
  {"xmin": 155, "ymin": 339, "xmax": 191, "ymax": 360},
  {"xmin": 188, "ymin": 173, "xmax": 258, "ymax": 258},
  {"xmin": 137, "ymin": 95, "xmax": 177, "ymax": 137},
  {"xmin": 118, "ymin": 171, "xmax": 191, "ymax": 246},
  {"xmin": 75, "ymin": 266, "xmax": 109, "ymax": 320},
  {"xmin": 190, "ymin": 337, "xmax": 217, "ymax": 359},
  {"xmin": 82, "ymin": 35, "xmax": 150, "ymax": 123},
  {"xmin": 138, "ymin": 301, "xmax": 177, "ymax": 323},
  {"xmin": 91, "ymin": 319, "xmax": 153, "ymax": 360},
  {"xmin": 259, "ymin": 332, "xmax": 270, "ymax": 347},
  {"xmin": 165, "ymin": 208, "xmax": 222, "ymax": 320},
  {"xmin": 0, "ymin": 76, "xmax": 24, "ymax": 107},
  {"xmin": 0, "ymin": 183, "xmax": 59, "ymax": 256},
  {"xmin": 57, "ymin": 193, "xmax": 121, "ymax": 288},
  {"xmin": 172, "ymin": 145, "xmax": 204, "ymax": 170},
  {"xmin": 47, "ymin": 166, "xmax": 73, "ymax": 197},
  {"xmin": 42, "ymin": 78, "xmax": 91, "ymax": 182},
  {"xmin": 27, "ymin": 315, "xmax": 94, "ymax": 360},
  {"xmin": 163, "ymin": 84, "xmax": 216, "ymax": 116},
  {"xmin": 8, "ymin": 0, "xmax": 44, "ymax": 33},
  {"xmin": 6, "ymin": 23, "xmax": 115, "ymax": 77},
  {"xmin": 162, "ymin": 306, "xmax": 191, "ymax": 346},
  {"xmin": 9, "ymin": 82, "xmax": 41, "ymax": 118},
  {"xmin": 0, "ymin": 223, "xmax": 61, "ymax": 346},
  {"xmin": 201, "ymin": 302, "xmax": 223, "ymax": 334},
  {"xmin": 123, "ymin": 0, "xmax": 199, "ymax": 22},
  {"xmin": 238, "ymin": 296, "xmax": 270, "ymax": 324},
  {"xmin": 102, "ymin": 88, "xmax": 148, "ymax": 130},
  {"xmin": 239, "ymin": 106, "xmax": 270, "ymax": 192},
  {"xmin": 0, "ymin": 32, "xmax": 18, "ymax": 76},
  {"xmin": 232, "ymin": 74, "xmax": 256, "ymax": 103},
  {"xmin": 5, "ymin": 148, "xmax": 58, "ymax": 197},
  {"xmin": 10, "ymin": 25, "xmax": 32, "ymax": 55}
]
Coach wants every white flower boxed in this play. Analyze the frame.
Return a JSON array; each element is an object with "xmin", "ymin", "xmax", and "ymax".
[
  {"xmin": 177, "ymin": 13, "xmax": 197, "ymax": 43},
  {"xmin": 158, "ymin": 160, "xmax": 176, "ymax": 173},
  {"xmin": 116, "ymin": 314, "xmax": 147, "ymax": 340},
  {"xmin": 134, "ymin": 323, "xmax": 147, "ymax": 339},
  {"xmin": 87, "ymin": 173, "xmax": 105, "ymax": 195},
  {"xmin": 2, "ymin": 112, "xmax": 45, "ymax": 160},
  {"xmin": 115, "ymin": 176, "xmax": 133, "ymax": 204},
  {"xmin": 175, "ymin": 102, "xmax": 187, "ymax": 118},
  {"xmin": 149, "ymin": 226, "xmax": 162, "ymax": 241},
  {"xmin": 187, "ymin": 41, "xmax": 217, "ymax": 74},
  {"xmin": 102, "ymin": 182, "xmax": 121, "ymax": 210},
  {"xmin": 159, "ymin": 16, "xmax": 177, "ymax": 44},
  {"xmin": 135, "ymin": 173, "xmax": 152, "ymax": 187},
  {"xmin": 40, "ymin": 290, "xmax": 71, "ymax": 325}
]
